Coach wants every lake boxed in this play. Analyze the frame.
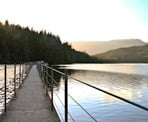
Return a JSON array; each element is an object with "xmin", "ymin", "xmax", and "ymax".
[{"xmin": 53, "ymin": 63, "xmax": 148, "ymax": 122}]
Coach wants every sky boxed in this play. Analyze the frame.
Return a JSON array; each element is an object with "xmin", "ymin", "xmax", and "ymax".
[{"xmin": 0, "ymin": 0, "xmax": 148, "ymax": 42}]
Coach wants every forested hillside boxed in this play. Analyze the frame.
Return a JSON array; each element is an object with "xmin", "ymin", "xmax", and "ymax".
[
  {"xmin": 94, "ymin": 45, "xmax": 148, "ymax": 63},
  {"xmin": 0, "ymin": 20, "xmax": 98, "ymax": 64}
]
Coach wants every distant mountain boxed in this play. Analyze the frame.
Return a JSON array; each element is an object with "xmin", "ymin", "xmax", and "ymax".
[
  {"xmin": 94, "ymin": 44, "xmax": 148, "ymax": 63},
  {"xmin": 71, "ymin": 39, "xmax": 146, "ymax": 55}
]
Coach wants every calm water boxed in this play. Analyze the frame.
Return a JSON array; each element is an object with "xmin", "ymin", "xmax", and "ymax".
[{"xmin": 53, "ymin": 63, "xmax": 148, "ymax": 122}]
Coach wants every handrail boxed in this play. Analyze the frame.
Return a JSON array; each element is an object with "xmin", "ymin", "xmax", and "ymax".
[
  {"xmin": 42, "ymin": 64, "xmax": 148, "ymax": 111},
  {"xmin": 70, "ymin": 76, "xmax": 148, "ymax": 111},
  {"xmin": 0, "ymin": 63, "xmax": 32, "ymax": 115},
  {"xmin": 38, "ymin": 63, "xmax": 148, "ymax": 122},
  {"xmin": 43, "ymin": 64, "xmax": 65, "ymax": 76},
  {"xmin": 40, "ymin": 64, "xmax": 98, "ymax": 120},
  {"xmin": 52, "ymin": 81, "xmax": 97, "ymax": 121},
  {"xmin": 42, "ymin": 67, "xmax": 97, "ymax": 121}
]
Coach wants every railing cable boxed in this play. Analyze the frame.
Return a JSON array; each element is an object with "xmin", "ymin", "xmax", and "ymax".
[
  {"xmin": 54, "ymin": 91, "xmax": 75, "ymax": 122},
  {"xmin": 40, "ymin": 68, "xmax": 75, "ymax": 121},
  {"xmin": 53, "ymin": 93, "xmax": 65, "ymax": 122},
  {"xmin": 62, "ymin": 87, "xmax": 97, "ymax": 122},
  {"xmin": 70, "ymin": 76, "xmax": 148, "ymax": 111},
  {"xmin": 39, "ymin": 63, "xmax": 148, "ymax": 122},
  {"xmin": 43, "ymin": 65, "xmax": 148, "ymax": 111},
  {"xmin": 52, "ymin": 79, "xmax": 97, "ymax": 122}
]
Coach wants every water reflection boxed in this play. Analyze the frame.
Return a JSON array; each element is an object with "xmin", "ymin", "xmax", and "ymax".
[
  {"xmin": 54, "ymin": 64, "xmax": 148, "ymax": 122},
  {"xmin": 59, "ymin": 63, "xmax": 148, "ymax": 75},
  {"xmin": 68, "ymin": 70, "xmax": 148, "ymax": 106}
]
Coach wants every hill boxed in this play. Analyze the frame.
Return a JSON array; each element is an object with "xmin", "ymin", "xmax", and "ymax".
[
  {"xmin": 0, "ymin": 20, "xmax": 98, "ymax": 64},
  {"xmin": 94, "ymin": 44, "xmax": 148, "ymax": 63},
  {"xmin": 71, "ymin": 39, "xmax": 146, "ymax": 55}
]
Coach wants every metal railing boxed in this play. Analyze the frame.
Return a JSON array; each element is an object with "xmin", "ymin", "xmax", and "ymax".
[
  {"xmin": 37, "ymin": 63, "xmax": 148, "ymax": 122},
  {"xmin": 0, "ymin": 63, "xmax": 32, "ymax": 115}
]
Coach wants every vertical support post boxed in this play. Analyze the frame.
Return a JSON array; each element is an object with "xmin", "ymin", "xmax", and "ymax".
[
  {"xmin": 64, "ymin": 69, "xmax": 68, "ymax": 122},
  {"xmin": 40, "ymin": 64, "xmax": 42, "ymax": 78},
  {"xmin": 22, "ymin": 64, "xmax": 24, "ymax": 83},
  {"xmin": 19, "ymin": 62, "xmax": 21, "ymax": 86},
  {"xmin": 41, "ymin": 64, "xmax": 43, "ymax": 81},
  {"xmin": 40, "ymin": 64, "xmax": 42, "ymax": 82},
  {"xmin": 39, "ymin": 63, "xmax": 41, "ymax": 76},
  {"xmin": 20, "ymin": 63, "xmax": 22, "ymax": 83},
  {"xmin": 43, "ymin": 65, "xmax": 46, "ymax": 88},
  {"xmin": 14, "ymin": 64, "xmax": 16, "ymax": 96},
  {"xmin": 51, "ymin": 66, "xmax": 54, "ymax": 110},
  {"xmin": 45, "ymin": 66, "xmax": 48, "ymax": 95},
  {"xmin": 4, "ymin": 64, "xmax": 7, "ymax": 112},
  {"xmin": 39, "ymin": 63, "xmax": 41, "ymax": 75}
]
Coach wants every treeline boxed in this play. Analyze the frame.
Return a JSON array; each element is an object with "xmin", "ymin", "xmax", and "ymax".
[{"xmin": 0, "ymin": 20, "xmax": 98, "ymax": 64}]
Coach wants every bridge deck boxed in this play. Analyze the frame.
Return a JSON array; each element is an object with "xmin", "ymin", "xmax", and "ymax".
[{"xmin": 1, "ymin": 65, "xmax": 60, "ymax": 122}]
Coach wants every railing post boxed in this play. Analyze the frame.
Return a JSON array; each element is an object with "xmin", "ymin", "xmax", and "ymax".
[
  {"xmin": 40, "ymin": 64, "xmax": 42, "ymax": 78},
  {"xmin": 41, "ymin": 64, "xmax": 43, "ymax": 81},
  {"xmin": 19, "ymin": 62, "xmax": 21, "ymax": 86},
  {"xmin": 51, "ymin": 66, "xmax": 54, "ymax": 110},
  {"xmin": 14, "ymin": 64, "xmax": 16, "ymax": 96},
  {"xmin": 43, "ymin": 65, "xmax": 46, "ymax": 88},
  {"xmin": 4, "ymin": 64, "xmax": 7, "ymax": 112},
  {"xmin": 41, "ymin": 64, "xmax": 44, "ymax": 81},
  {"xmin": 45, "ymin": 66, "xmax": 48, "ymax": 95},
  {"xmin": 64, "ymin": 69, "xmax": 68, "ymax": 122},
  {"xmin": 22, "ymin": 64, "xmax": 24, "ymax": 83},
  {"xmin": 40, "ymin": 64, "xmax": 43, "ymax": 82}
]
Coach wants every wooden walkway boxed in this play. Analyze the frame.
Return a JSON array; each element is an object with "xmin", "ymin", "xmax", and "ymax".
[{"xmin": 0, "ymin": 65, "xmax": 60, "ymax": 122}]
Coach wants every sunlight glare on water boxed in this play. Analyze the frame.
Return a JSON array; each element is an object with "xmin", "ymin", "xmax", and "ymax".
[{"xmin": 59, "ymin": 63, "xmax": 148, "ymax": 75}]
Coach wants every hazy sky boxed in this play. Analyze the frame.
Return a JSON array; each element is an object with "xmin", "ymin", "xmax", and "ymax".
[{"xmin": 0, "ymin": 0, "xmax": 148, "ymax": 42}]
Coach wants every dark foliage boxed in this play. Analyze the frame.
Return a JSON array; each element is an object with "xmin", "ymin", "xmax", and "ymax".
[{"xmin": 0, "ymin": 20, "xmax": 98, "ymax": 64}]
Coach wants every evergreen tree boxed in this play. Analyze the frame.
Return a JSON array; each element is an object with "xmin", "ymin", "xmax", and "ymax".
[{"xmin": 0, "ymin": 20, "xmax": 99, "ymax": 64}]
